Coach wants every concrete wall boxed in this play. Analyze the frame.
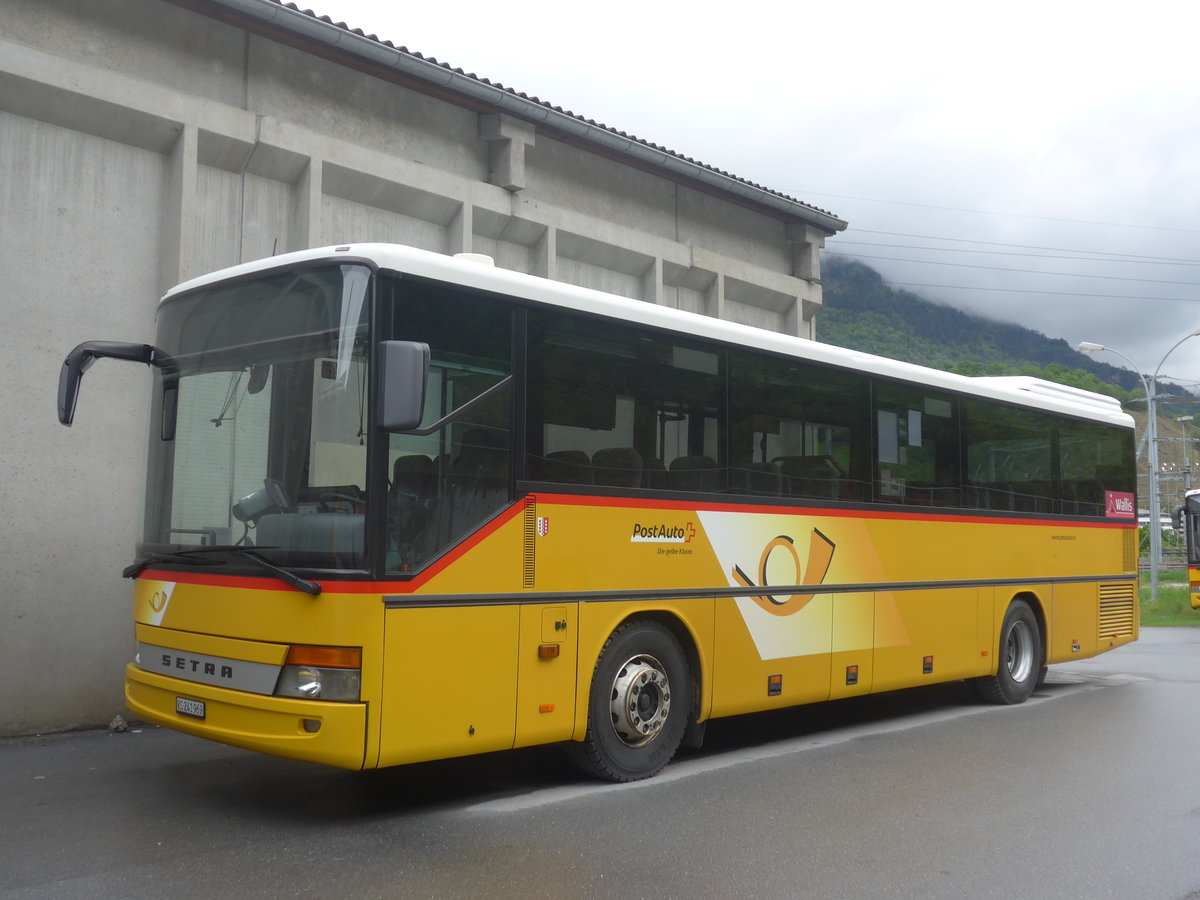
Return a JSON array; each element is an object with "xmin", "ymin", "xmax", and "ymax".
[{"xmin": 0, "ymin": 0, "xmax": 838, "ymax": 735}]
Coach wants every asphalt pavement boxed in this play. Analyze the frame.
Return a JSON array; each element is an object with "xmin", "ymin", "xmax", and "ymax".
[{"xmin": 3, "ymin": 627, "xmax": 1200, "ymax": 899}]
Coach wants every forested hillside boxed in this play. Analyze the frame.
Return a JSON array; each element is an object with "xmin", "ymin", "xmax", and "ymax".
[{"xmin": 818, "ymin": 256, "xmax": 1180, "ymax": 406}]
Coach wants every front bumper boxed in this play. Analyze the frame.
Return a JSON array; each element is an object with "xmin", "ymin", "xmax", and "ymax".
[{"xmin": 125, "ymin": 663, "xmax": 368, "ymax": 769}]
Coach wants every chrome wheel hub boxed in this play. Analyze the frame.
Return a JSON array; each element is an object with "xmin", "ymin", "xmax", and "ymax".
[
  {"xmin": 608, "ymin": 653, "xmax": 671, "ymax": 748},
  {"xmin": 1005, "ymin": 619, "xmax": 1035, "ymax": 683}
]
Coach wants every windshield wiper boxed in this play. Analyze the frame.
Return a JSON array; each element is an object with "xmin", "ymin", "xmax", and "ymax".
[
  {"xmin": 227, "ymin": 547, "xmax": 323, "ymax": 596},
  {"xmin": 124, "ymin": 551, "xmax": 222, "ymax": 578},
  {"xmin": 124, "ymin": 546, "xmax": 322, "ymax": 596}
]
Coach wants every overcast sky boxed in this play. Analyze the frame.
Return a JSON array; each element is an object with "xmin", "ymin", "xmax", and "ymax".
[{"xmin": 309, "ymin": 0, "xmax": 1200, "ymax": 386}]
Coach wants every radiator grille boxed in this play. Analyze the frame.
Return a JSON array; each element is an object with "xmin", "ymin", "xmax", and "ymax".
[{"xmin": 1098, "ymin": 582, "xmax": 1136, "ymax": 639}]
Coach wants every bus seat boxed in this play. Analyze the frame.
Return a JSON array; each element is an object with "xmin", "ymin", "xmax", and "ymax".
[
  {"xmin": 390, "ymin": 454, "xmax": 435, "ymax": 501},
  {"xmin": 1073, "ymin": 479, "xmax": 1104, "ymax": 515},
  {"xmin": 452, "ymin": 428, "xmax": 508, "ymax": 480},
  {"xmin": 668, "ymin": 455, "xmax": 722, "ymax": 493},
  {"xmin": 543, "ymin": 449, "xmax": 592, "ymax": 484},
  {"xmin": 1058, "ymin": 481, "xmax": 1080, "ymax": 513},
  {"xmin": 732, "ymin": 462, "xmax": 782, "ymax": 496},
  {"xmin": 387, "ymin": 455, "xmax": 436, "ymax": 561},
  {"xmin": 1010, "ymin": 481, "xmax": 1051, "ymax": 512},
  {"xmin": 592, "ymin": 447, "xmax": 643, "ymax": 488},
  {"xmin": 642, "ymin": 457, "xmax": 668, "ymax": 489},
  {"xmin": 776, "ymin": 455, "xmax": 842, "ymax": 499},
  {"xmin": 297, "ymin": 483, "xmax": 363, "ymax": 513}
]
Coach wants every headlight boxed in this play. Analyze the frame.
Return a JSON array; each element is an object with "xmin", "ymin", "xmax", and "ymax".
[
  {"xmin": 275, "ymin": 664, "xmax": 360, "ymax": 701},
  {"xmin": 273, "ymin": 645, "xmax": 361, "ymax": 702}
]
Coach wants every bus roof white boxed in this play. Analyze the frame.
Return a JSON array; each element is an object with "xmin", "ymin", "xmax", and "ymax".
[{"xmin": 164, "ymin": 243, "xmax": 1135, "ymax": 429}]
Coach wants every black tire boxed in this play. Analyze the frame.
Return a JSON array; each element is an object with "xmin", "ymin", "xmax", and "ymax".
[
  {"xmin": 976, "ymin": 600, "xmax": 1043, "ymax": 705},
  {"xmin": 568, "ymin": 619, "xmax": 690, "ymax": 782}
]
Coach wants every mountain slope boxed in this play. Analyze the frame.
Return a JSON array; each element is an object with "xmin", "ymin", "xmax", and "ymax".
[{"xmin": 818, "ymin": 256, "xmax": 1144, "ymax": 400}]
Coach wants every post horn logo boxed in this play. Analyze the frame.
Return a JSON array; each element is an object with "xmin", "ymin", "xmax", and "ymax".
[
  {"xmin": 148, "ymin": 590, "xmax": 168, "ymax": 612},
  {"xmin": 731, "ymin": 529, "xmax": 836, "ymax": 616}
]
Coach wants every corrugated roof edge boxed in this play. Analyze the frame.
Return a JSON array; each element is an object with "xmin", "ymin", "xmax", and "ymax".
[{"xmin": 196, "ymin": 0, "xmax": 847, "ymax": 234}]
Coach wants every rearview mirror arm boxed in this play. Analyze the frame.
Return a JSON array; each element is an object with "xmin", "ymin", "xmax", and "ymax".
[
  {"xmin": 404, "ymin": 376, "xmax": 512, "ymax": 437},
  {"xmin": 58, "ymin": 341, "xmax": 178, "ymax": 426}
]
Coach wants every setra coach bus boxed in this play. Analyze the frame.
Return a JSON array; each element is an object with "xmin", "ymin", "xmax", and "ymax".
[
  {"xmin": 1174, "ymin": 488, "xmax": 1200, "ymax": 610},
  {"xmin": 57, "ymin": 243, "xmax": 1138, "ymax": 781}
]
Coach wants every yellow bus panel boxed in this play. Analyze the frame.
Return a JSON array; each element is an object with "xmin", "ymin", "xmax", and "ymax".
[
  {"xmin": 377, "ymin": 604, "xmax": 520, "ymax": 767},
  {"xmin": 126, "ymin": 664, "xmax": 367, "ymax": 769}
]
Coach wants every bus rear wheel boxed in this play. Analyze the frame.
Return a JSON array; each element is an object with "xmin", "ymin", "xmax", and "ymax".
[
  {"xmin": 976, "ymin": 599, "xmax": 1043, "ymax": 705},
  {"xmin": 569, "ymin": 619, "xmax": 690, "ymax": 782}
]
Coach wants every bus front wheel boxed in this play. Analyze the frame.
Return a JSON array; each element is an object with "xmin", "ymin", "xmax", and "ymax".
[
  {"xmin": 976, "ymin": 599, "xmax": 1043, "ymax": 705},
  {"xmin": 569, "ymin": 619, "xmax": 690, "ymax": 782}
]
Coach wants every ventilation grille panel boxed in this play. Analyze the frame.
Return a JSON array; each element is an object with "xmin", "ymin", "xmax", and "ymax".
[
  {"xmin": 522, "ymin": 495, "xmax": 536, "ymax": 589},
  {"xmin": 1098, "ymin": 582, "xmax": 1136, "ymax": 639}
]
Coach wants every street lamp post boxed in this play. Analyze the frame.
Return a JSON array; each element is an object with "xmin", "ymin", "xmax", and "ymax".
[
  {"xmin": 1178, "ymin": 415, "xmax": 1194, "ymax": 493},
  {"xmin": 1078, "ymin": 328, "xmax": 1200, "ymax": 605}
]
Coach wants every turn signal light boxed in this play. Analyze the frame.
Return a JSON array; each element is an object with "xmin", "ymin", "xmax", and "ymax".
[
  {"xmin": 286, "ymin": 645, "xmax": 362, "ymax": 668},
  {"xmin": 275, "ymin": 645, "xmax": 363, "ymax": 702}
]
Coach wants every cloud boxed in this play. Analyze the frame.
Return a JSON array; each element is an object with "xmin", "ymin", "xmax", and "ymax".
[{"xmin": 313, "ymin": 0, "xmax": 1200, "ymax": 379}]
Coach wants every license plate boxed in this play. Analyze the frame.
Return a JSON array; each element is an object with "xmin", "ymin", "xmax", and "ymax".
[{"xmin": 176, "ymin": 697, "xmax": 206, "ymax": 720}]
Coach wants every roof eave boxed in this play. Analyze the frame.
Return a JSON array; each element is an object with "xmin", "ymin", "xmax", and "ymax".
[{"xmin": 191, "ymin": 0, "xmax": 848, "ymax": 234}]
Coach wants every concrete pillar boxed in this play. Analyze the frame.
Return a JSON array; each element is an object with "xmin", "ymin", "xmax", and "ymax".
[
  {"xmin": 784, "ymin": 296, "xmax": 801, "ymax": 338},
  {"xmin": 447, "ymin": 201, "xmax": 472, "ymax": 255},
  {"xmin": 707, "ymin": 272, "xmax": 725, "ymax": 321},
  {"xmin": 291, "ymin": 156, "xmax": 322, "ymax": 251},
  {"xmin": 161, "ymin": 123, "xmax": 198, "ymax": 293},
  {"xmin": 802, "ymin": 297, "xmax": 821, "ymax": 339},
  {"xmin": 642, "ymin": 257, "xmax": 663, "ymax": 304},
  {"xmin": 534, "ymin": 225, "xmax": 556, "ymax": 280}
]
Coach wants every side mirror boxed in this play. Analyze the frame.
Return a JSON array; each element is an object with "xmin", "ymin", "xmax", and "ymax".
[
  {"xmin": 1173, "ymin": 507, "xmax": 1185, "ymax": 531},
  {"xmin": 58, "ymin": 341, "xmax": 178, "ymax": 434},
  {"xmin": 378, "ymin": 341, "xmax": 429, "ymax": 432}
]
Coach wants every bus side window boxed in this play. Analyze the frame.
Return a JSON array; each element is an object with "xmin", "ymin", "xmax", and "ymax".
[
  {"xmin": 728, "ymin": 350, "xmax": 869, "ymax": 501},
  {"xmin": 379, "ymin": 277, "xmax": 512, "ymax": 573},
  {"xmin": 962, "ymin": 400, "xmax": 1054, "ymax": 513},
  {"xmin": 526, "ymin": 309, "xmax": 724, "ymax": 494},
  {"xmin": 873, "ymin": 384, "xmax": 960, "ymax": 507},
  {"xmin": 1059, "ymin": 419, "xmax": 1135, "ymax": 517}
]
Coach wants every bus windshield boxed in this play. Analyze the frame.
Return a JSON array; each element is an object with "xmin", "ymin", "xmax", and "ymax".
[
  {"xmin": 1185, "ymin": 493, "xmax": 1200, "ymax": 566},
  {"xmin": 141, "ymin": 263, "xmax": 371, "ymax": 571}
]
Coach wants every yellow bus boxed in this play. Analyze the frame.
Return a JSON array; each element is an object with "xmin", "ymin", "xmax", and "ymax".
[
  {"xmin": 1175, "ymin": 489, "xmax": 1200, "ymax": 609},
  {"xmin": 58, "ymin": 243, "xmax": 1138, "ymax": 781}
]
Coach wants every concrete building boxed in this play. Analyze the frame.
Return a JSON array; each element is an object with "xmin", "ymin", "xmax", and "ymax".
[{"xmin": 0, "ymin": 0, "xmax": 846, "ymax": 735}]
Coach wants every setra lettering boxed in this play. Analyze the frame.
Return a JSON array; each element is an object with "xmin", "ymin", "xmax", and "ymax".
[{"xmin": 160, "ymin": 654, "xmax": 233, "ymax": 679}]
